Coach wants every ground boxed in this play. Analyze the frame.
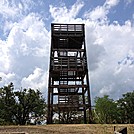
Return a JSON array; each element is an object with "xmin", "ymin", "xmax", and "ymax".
[{"xmin": 0, "ymin": 124, "xmax": 134, "ymax": 134}]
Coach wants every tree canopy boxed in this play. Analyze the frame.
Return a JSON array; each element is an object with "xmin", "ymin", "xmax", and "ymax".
[
  {"xmin": 93, "ymin": 91, "xmax": 134, "ymax": 124},
  {"xmin": 117, "ymin": 91, "xmax": 134, "ymax": 123},
  {"xmin": 93, "ymin": 95, "xmax": 118, "ymax": 123},
  {"xmin": 0, "ymin": 83, "xmax": 46, "ymax": 125}
]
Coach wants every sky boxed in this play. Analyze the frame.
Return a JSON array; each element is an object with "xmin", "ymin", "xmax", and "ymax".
[{"xmin": 0, "ymin": 0, "xmax": 134, "ymax": 102}]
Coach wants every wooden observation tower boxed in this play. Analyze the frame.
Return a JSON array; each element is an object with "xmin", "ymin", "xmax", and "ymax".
[{"xmin": 47, "ymin": 23, "xmax": 91, "ymax": 124}]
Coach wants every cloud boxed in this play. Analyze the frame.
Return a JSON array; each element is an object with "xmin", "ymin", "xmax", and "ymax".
[
  {"xmin": 0, "ymin": 12, "xmax": 50, "ymax": 92},
  {"xmin": 83, "ymin": 0, "xmax": 119, "ymax": 24},
  {"xmin": 49, "ymin": 0, "xmax": 84, "ymax": 23},
  {"xmin": 88, "ymin": 20, "xmax": 134, "ymax": 99},
  {"xmin": 21, "ymin": 67, "xmax": 48, "ymax": 96},
  {"xmin": 124, "ymin": 0, "xmax": 133, "ymax": 5},
  {"xmin": 48, "ymin": 0, "xmax": 134, "ymax": 100},
  {"xmin": 0, "ymin": 40, "xmax": 10, "ymax": 72},
  {"xmin": 84, "ymin": 6, "xmax": 108, "ymax": 23},
  {"xmin": 85, "ymin": 25, "xmax": 106, "ymax": 71},
  {"xmin": 0, "ymin": 0, "xmax": 35, "ymax": 16},
  {"xmin": 0, "ymin": 0, "xmax": 19, "ymax": 18},
  {"xmin": 0, "ymin": 72, "xmax": 15, "ymax": 86},
  {"xmin": 104, "ymin": 0, "xmax": 120, "ymax": 9},
  {"xmin": 0, "ymin": 0, "xmax": 134, "ymax": 102},
  {"xmin": 0, "ymin": 0, "xmax": 38, "ymax": 42}
]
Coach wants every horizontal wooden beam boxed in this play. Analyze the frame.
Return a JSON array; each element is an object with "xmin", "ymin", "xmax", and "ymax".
[{"xmin": 50, "ymin": 85, "xmax": 87, "ymax": 88}]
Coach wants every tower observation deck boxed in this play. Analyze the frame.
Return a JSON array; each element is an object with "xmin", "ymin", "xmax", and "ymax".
[{"xmin": 47, "ymin": 24, "xmax": 91, "ymax": 124}]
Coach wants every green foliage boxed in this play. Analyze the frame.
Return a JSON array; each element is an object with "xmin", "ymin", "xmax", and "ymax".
[
  {"xmin": 0, "ymin": 83, "xmax": 46, "ymax": 125},
  {"xmin": 0, "ymin": 83, "xmax": 15, "ymax": 124},
  {"xmin": 117, "ymin": 91, "xmax": 134, "ymax": 123},
  {"xmin": 93, "ymin": 91, "xmax": 134, "ymax": 124},
  {"xmin": 94, "ymin": 95, "xmax": 118, "ymax": 124}
]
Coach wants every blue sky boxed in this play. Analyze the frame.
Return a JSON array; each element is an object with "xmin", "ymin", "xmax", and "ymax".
[{"xmin": 0, "ymin": 0, "xmax": 134, "ymax": 101}]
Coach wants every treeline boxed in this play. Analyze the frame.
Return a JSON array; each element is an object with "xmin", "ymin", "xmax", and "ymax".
[
  {"xmin": 92, "ymin": 92, "xmax": 134, "ymax": 124},
  {"xmin": 0, "ymin": 83, "xmax": 46, "ymax": 125},
  {"xmin": 0, "ymin": 83, "xmax": 134, "ymax": 125}
]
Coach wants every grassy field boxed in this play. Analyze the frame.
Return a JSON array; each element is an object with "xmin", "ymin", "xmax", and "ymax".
[{"xmin": 0, "ymin": 124, "xmax": 134, "ymax": 134}]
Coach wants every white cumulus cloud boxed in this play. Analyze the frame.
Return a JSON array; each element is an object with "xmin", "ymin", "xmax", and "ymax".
[
  {"xmin": 49, "ymin": 0, "xmax": 84, "ymax": 23},
  {"xmin": 49, "ymin": 0, "xmax": 134, "ymax": 100},
  {"xmin": 21, "ymin": 67, "xmax": 48, "ymax": 95},
  {"xmin": 0, "ymin": 0, "xmax": 134, "ymax": 102},
  {"xmin": 0, "ymin": 12, "xmax": 50, "ymax": 92},
  {"xmin": 83, "ymin": 0, "xmax": 119, "ymax": 24}
]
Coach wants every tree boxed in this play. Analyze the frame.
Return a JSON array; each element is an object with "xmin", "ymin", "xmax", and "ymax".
[
  {"xmin": 0, "ymin": 83, "xmax": 46, "ymax": 125},
  {"xmin": 94, "ymin": 95, "xmax": 118, "ymax": 124},
  {"xmin": 0, "ymin": 83, "xmax": 15, "ymax": 124},
  {"xmin": 14, "ymin": 88, "xmax": 46, "ymax": 125},
  {"xmin": 117, "ymin": 91, "xmax": 134, "ymax": 123}
]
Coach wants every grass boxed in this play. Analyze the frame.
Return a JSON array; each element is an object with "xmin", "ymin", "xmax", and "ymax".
[{"xmin": 0, "ymin": 124, "xmax": 134, "ymax": 134}]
